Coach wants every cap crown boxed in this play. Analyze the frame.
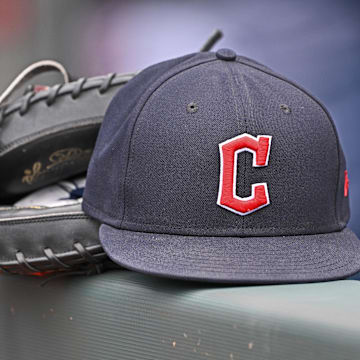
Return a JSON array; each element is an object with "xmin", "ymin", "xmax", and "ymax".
[{"xmin": 83, "ymin": 51, "xmax": 349, "ymax": 237}]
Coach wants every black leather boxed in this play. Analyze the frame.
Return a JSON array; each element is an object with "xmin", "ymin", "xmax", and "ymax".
[
  {"xmin": 0, "ymin": 73, "xmax": 134, "ymax": 203},
  {"xmin": 0, "ymin": 202, "xmax": 103, "ymax": 274},
  {"xmin": 1, "ymin": 122, "xmax": 100, "ymax": 203}
]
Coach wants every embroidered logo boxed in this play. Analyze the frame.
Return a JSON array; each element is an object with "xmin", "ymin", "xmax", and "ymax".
[{"xmin": 217, "ymin": 133, "xmax": 272, "ymax": 215}]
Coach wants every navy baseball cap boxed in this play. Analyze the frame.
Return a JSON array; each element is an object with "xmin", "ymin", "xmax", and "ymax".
[{"xmin": 83, "ymin": 49, "xmax": 360, "ymax": 283}]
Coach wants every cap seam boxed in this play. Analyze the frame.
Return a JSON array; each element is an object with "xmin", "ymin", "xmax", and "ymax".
[
  {"xmin": 223, "ymin": 62, "xmax": 247, "ymax": 231},
  {"xmin": 237, "ymin": 66, "xmax": 254, "ymax": 230},
  {"xmin": 235, "ymin": 58, "xmax": 341, "ymax": 227},
  {"xmin": 83, "ymin": 198, "xmax": 114, "ymax": 219},
  {"xmin": 120, "ymin": 57, "xmax": 218, "ymax": 227},
  {"xmin": 112, "ymin": 218, "xmax": 346, "ymax": 236}
]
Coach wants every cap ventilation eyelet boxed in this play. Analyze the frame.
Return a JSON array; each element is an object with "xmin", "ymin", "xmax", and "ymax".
[
  {"xmin": 187, "ymin": 102, "xmax": 198, "ymax": 113},
  {"xmin": 280, "ymin": 104, "xmax": 291, "ymax": 114}
]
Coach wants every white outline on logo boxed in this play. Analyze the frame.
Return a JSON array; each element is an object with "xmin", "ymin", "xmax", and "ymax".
[{"xmin": 217, "ymin": 133, "xmax": 272, "ymax": 216}]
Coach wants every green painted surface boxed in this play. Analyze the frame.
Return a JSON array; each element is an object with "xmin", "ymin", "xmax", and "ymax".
[{"xmin": 0, "ymin": 271, "xmax": 359, "ymax": 360}]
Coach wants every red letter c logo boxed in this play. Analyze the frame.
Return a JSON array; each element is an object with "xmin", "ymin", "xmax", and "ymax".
[{"xmin": 217, "ymin": 133, "xmax": 272, "ymax": 215}]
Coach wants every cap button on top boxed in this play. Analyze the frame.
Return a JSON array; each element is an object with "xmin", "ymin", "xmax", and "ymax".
[{"xmin": 216, "ymin": 48, "xmax": 237, "ymax": 61}]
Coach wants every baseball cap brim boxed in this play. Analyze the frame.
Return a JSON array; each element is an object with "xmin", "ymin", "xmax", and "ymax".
[{"xmin": 100, "ymin": 224, "xmax": 360, "ymax": 283}]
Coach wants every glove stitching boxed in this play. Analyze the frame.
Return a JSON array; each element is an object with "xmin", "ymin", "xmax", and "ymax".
[
  {"xmin": 0, "ymin": 73, "xmax": 134, "ymax": 120},
  {"xmin": 1, "ymin": 244, "xmax": 106, "ymax": 274}
]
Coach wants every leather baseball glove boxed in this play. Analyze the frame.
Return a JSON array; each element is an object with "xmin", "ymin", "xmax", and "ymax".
[
  {"xmin": 0, "ymin": 61, "xmax": 135, "ymax": 275},
  {"xmin": 0, "ymin": 60, "xmax": 135, "ymax": 204},
  {"xmin": 0, "ymin": 176, "xmax": 118, "ymax": 275}
]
